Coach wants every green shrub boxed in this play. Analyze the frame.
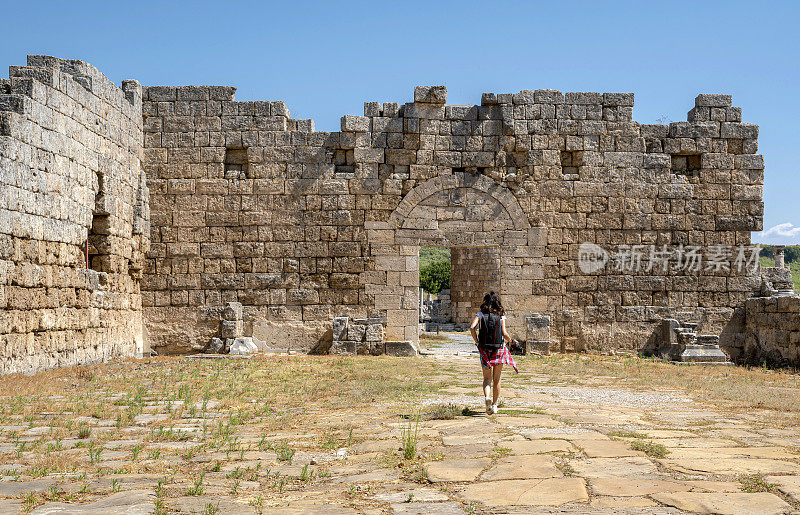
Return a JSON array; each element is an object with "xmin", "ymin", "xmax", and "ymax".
[
  {"xmin": 420, "ymin": 261, "xmax": 450, "ymax": 294},
  {"xmin": 400, "ymin": 414, "xmax": 420, "ymax": 460}
]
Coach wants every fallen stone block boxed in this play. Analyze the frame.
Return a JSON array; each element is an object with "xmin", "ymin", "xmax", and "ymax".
[
  {"xmin": 330, "ymin": 340, "xmax": 356, "ymax": 355},
  {"xmin": 229, "ymin": 337, "xmax": 258, "ymax": 355},
  {"xmin": 385, "ymin": 341, "xmax": 417, "ymax": 357},
  {"xmin": 205, "ymin": 337, "xmax": 224, "ymax": 354}
]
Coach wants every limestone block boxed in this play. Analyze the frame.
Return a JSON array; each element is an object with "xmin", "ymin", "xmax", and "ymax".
[
  {"xmin": 205, "ymin": 337, "xmax": 224, "ymax": 354},
  {"xmin": 385, "ymin": 341, "xmax": 417, "ymax": 356},
  {"xmin": 446, "ymin": 105, "xmax": 478, "ymax": 120},
  {"xmin": 414, "ymin": 85, "xmax": 447, "ymax": 104},
  {"xmin": 669, "ymin": 121, "xmax": 719, "ymax": 138},
  {"xmin": 721, "ymin": 122, "xmax": 759, "ymax": 139},
  {"xmin": 220, "ymin": 320, "xmax": 243, "ymax": 339},
  {"xmin": 566, "ymin": 92, "xmax": 602, "ymax": 105},
  {"xmin": 332, "ymin": 316, "xmax": 348, "ymax": 342},
  {"xmin": 512, "ymin": 90, "xmax": 535, "ymax": 105},
  {"xmin": 341, "ymin": 115, "xmax": 369, "ymax": 132},
  {"xmin": 481, "ymin": 92, "xmax": 498, "ymax": 105},
  {"xmin": 382, "ymin": 102, "xmax": 400, "ymax": 117},
  {"xmin": 603, "ymin": 92, "xmax": 634, "ymax": 106},
  {"xmin": 526, "ymin": 315, "xmax": 551, "ymax": 342},
  {"xmin": 347, "ymin": 323, "xmax": 366, "ymax": 342},
  {"xmin": 695, "ymin": 94, "xmax": 732, "ymax": 107},
  {"xmin": 366, "ymin": 323, "xmax": 384, "ymax": 342},
  {"xmin": 735, "ymin": 154, "xmax": 765, "ymax": 170},
  {"xmin": 404, "ymin": 103, "xmax": 445, "ymax": 119},
  {"xmin": 330, "ymin": 340, "xmax": 356, "ymax": 355},
  {"xmin": 534, "ymin": 89, "xmax": 563, "ymax": 104}
]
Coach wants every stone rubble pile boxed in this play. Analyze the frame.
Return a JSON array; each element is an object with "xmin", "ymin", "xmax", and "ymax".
[{"xmin": 204, "ymin": 301, "xmax": 264, "ymax": 355}]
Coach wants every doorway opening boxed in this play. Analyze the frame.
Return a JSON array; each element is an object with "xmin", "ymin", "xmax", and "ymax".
[
  {"xmin": 419, "ymin": 246, "xmax": 452, "ymax": 330},
  {"xmin": 418, "ymin": 246, "xmax": 502, "ymax": 332}
]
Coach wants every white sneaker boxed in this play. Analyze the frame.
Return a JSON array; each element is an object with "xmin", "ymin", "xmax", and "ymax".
[
  {"xmin": 490, "ymin": 404, "xmax": 498, "ymax": 415},
  {"xmin": 485, "ymin": 398, "xmax": 492, "ymax": 414}
]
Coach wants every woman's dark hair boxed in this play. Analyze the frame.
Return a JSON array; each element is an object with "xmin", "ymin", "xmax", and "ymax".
[{"xmin": 480, "ymin": 291, "xmax": 504, "ymax": 316}]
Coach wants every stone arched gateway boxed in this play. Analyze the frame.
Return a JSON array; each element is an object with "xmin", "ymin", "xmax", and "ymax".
[
  {"xmin": 366, "ymin": 172, "xmax": 547, "ymax": 345},
  {"xmin": 0, "ymin": 56, "xmax": 786, "ymax": 372}
]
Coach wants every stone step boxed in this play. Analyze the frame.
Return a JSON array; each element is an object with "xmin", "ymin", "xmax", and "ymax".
[
  {"xmin": 680, "ymin": 344, "xmax": 729, "ymax": 363},
  {"xmin": 696, "ymin": 334, "xmax": 720, "ymax": 346}
]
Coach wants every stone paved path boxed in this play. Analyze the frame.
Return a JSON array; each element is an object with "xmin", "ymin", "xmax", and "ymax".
[
  {"xmin": 419, "ymin": 331, "xmax": 478, "ymax": 357},
  {"xmin": 0, "ymin": 337, "xmax": 798, "ymax": 513}
]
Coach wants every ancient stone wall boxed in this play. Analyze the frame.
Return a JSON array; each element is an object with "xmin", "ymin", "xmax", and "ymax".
[
  {"xmin": 0, "ymin": 56, "xmax": 148, "ymax": 374},
  {"xmin": 0, "ymin": 53, "xmax": 773, "ymax": 369},
  {"xmin": 451, "ymin": 246, "xmax": 501, "ymax": 324},
  {"xmin": 141, "ymin": 83, "xmax": 764, "ymax": 355},
  {"xmin": 140, "ymin": 86, "xmax": 350, "ymax": 353},
  {"xmin": 744, "ymin": 294, "xmax": 800, "ymax": 367}
]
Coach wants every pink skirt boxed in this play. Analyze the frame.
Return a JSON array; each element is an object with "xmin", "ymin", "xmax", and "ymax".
[{"xmin": 479, "ymin": 345, "xmax": 518, "ymax": 373}]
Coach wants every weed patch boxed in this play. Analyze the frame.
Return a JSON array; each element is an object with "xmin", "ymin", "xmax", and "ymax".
[
  {"xmin": 630, "ymin": 440, "xmax": 669, "ymax": 458},
  {"xmin": 422, "ymin": 404, "xmax": 462, "ymax": 420}
]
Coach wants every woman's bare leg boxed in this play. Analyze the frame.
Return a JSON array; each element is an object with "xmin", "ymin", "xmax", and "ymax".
[
  {"xmin": 492, "ymin": 364, "xmax": 503, "ymax": 405},
  {"xmin": 481, "ymin": 366, "xmax": 492, "ymax": 400}
]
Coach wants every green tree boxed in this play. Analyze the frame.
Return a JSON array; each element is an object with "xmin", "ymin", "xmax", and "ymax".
[
  {"xmin": 419, "ymin": 261, "xmax": 451, "ymax": 294},
  {"xmin": 419, "ymin": 247, "xmax": 451, "ymax": 268}
]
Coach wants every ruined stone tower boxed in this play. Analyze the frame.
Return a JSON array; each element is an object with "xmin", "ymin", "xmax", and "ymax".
[{"xmin": 0, "ymin": 57, "xmax": 149, "ymax": 374}]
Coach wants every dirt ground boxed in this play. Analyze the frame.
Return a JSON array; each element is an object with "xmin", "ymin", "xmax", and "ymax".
[{"xmin": 0, "ymin": 336, "xmax": 799, "ymax": 514}]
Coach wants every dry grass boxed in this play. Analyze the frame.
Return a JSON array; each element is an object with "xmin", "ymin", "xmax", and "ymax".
[
  {"xmin": 608, "ymin": 430, "xmax": 648, "ymax": 439},
  {"xmin": 2, "ymin": 350, "xmax": 799, "ymax": 511},
  {"xmin": 422, "ymin": 403, "xmax": 463, "ymax": 420},
  {"xmin": 517, "ymin": 354, "xmax": 800, "ymax": 419},
  {"xmin": 0, "ymin": 354, "xmax": 447, "ymax": 509},
  {"xmin": 419, "ymin": 333, "xmax": 450, "ymax": 342}
]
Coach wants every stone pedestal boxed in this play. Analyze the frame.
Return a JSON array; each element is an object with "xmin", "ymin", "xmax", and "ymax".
[
  {"xmin": 679, "ymin": 344, "xmax": 729, "ymax": 363},
  {"xmin": 525, "ymin": 314, "xmax": 551, "ymax": 355},
  {"xmin": 658, "ymin": 319, "xmax": 730, "ymax": 364}
]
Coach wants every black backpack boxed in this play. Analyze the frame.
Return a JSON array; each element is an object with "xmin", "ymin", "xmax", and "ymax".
[{"xmin": 478, "ymin": 312, "xmax": 504, "ymax": 349}]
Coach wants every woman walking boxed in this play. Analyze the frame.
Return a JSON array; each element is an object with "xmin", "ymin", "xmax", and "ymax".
[{"xmin": 470, "ymin": 291, "xmax": 518, "ymax": 415}]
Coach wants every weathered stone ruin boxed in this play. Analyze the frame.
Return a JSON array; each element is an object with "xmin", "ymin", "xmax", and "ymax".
[
  {"xmin": 2, "ymin": 55, "xmax": 798, "ymax": 374},
  {"xmin": 0, "ymin": 57, "xmax": 148, "ymax": 375},
  {"xmin": 420, "ymin": 288, "xmax": 454, "ymax": 331},
  {"xmin": 742, "ymin": 267, "xmax": 800, "ymax": 366}
]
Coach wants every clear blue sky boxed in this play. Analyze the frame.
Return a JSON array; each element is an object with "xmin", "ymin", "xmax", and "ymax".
[{"xmin": 3, "ymin": 1, "xmax": 797, "ymax": 243}]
